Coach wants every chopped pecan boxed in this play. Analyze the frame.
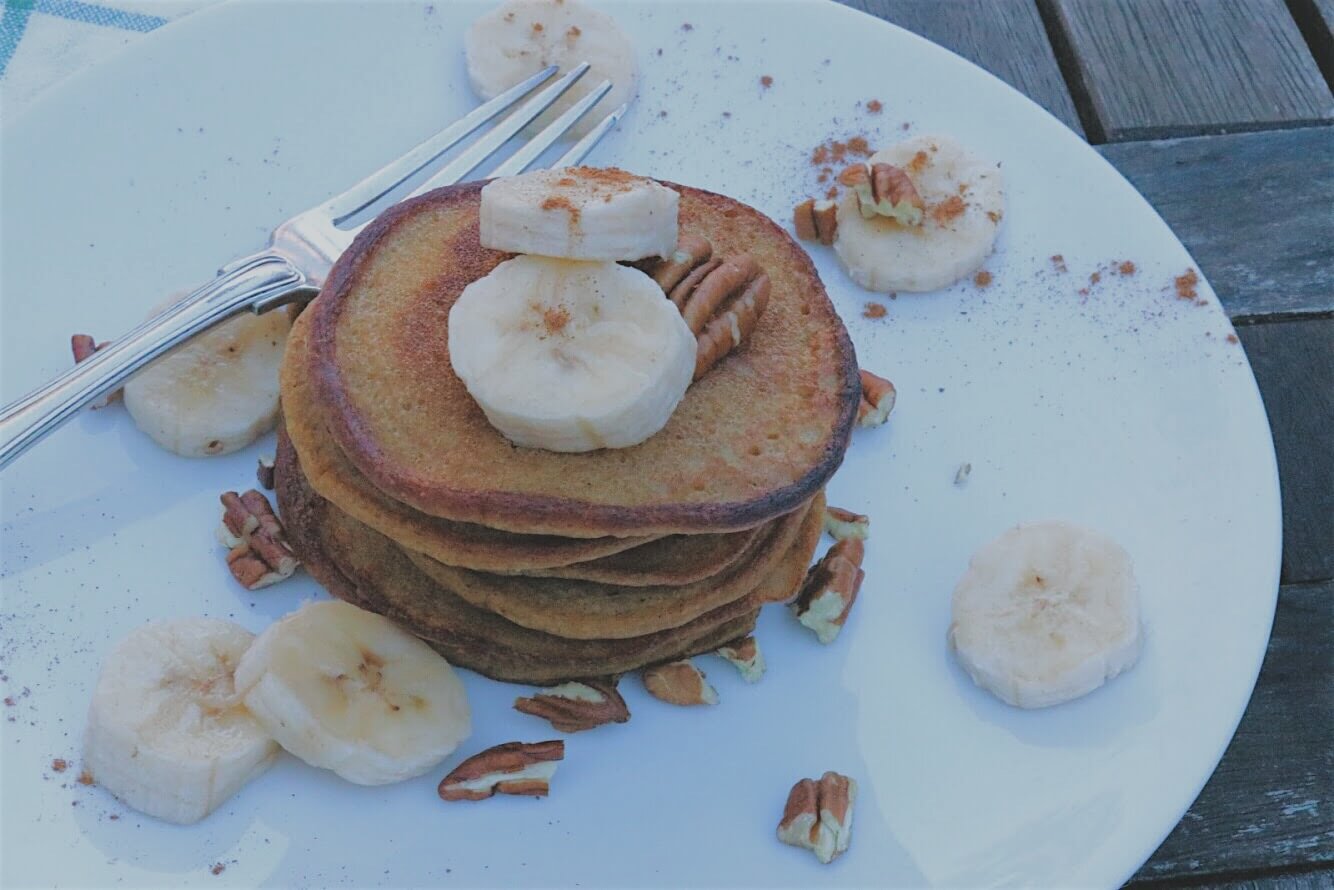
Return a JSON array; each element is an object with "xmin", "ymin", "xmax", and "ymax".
[
  {"xmin": 791, "ymin": 538, "xmax": 865, "ymax": 644},
  {"xmin": 823, "ymin": 506, "xmax": 869, "ymax": 542},
  {"xmin": 642, "ymin": 659, "xmax": 718, "ymax": 706},
  {"xmin": 694, "ymin": 272, "xmax": 769, "ymax": 380},
  {"xmin": 839, "ymin": 162, "xmax": 924, "ymax": 226},
  {"xmin": 256, "ymin": 455, "xmax": 276, "ymax": 490},
  {"xmin": 793, "ymin": 198, "xmax": 838, "ymax": 245},
  {"xmin": 641, "ymin": 233, "xmax": 713, "ymax": 294},
  {"xmin": 217, "ymin": 490, "xmax": 298, "ymax": 590},
  {"xmin": 437, "ymin": 740, "xmax": 564, "ymax": 802},
  {"xmin": 856, "ymin": 369, "xmax": 896, "ymax": 428},
  {"xmin": 70, "ymin": 334, "xmax": 120, "ymax": 408},
  {"xmin": 513, "ymin": 679, "xmax": 630, "ymax": 732},
  {"xmin": 777, "ymin": 771, "xmax": 857, "ymax": 864},
  {"xmin": 715, "ymin": 636, "xmax": 765, "ymax": 683}
]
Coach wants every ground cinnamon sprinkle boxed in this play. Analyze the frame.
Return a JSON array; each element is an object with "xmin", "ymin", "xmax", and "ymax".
[
  {"xmin": 543, "ymin": 305, "xmax": 570, "ymax": 334},
  {"xmin": 1174, "ymin": 268, "xmax": 1199, "ymax": 300},
  {"xmin": 1227, "ymin": 333, "xmax": 1239, "ymax": 344},
  {"xmin": 566, "ymin": 25, "xmax": 580, "ymax": 38},
  {"xmin": 866, "ymin": 99, "xmax": 883, "ymax": 113},
  {"xmin": 986, "ymin": 210, "xmax": 1001, "ymax": 223},
  {"xmin": 3, "ymin": 697, "xmax": 14, "ymax": 707},
  {"xmin": 760, "ymin": 75, "xmax": 773, "ymax": 88},
  {"xmin": 77, "ymin": 770, "xmax": 94, "ymax": 786},
  {"xmin": 846, "ymin": 136, "xmax": 870, "ymax": 155},
  {"xmin": 211, "ymin": 864, "xmax": 226, "ymax": 876},
  {"xmin": 1118, "ymin": 260, "xmax": 1137, "ymax": 276},
  {"xmin": 811, "ymin": 145, "xmax": 829, "ymax": 165},
  {"xmin": 974, "ymin": 270, "xmax": 992, "ymax": 288},
  {"xmin": 51, "ymin": 758, "xmax": 68, "ymax": 773},
  {"xmin": 531, "ymin": 21, "xmax": 543, "ymax": 32},
  {"xmin": 1089, "ymin": 271, "xmax": 1101, "ymax": 286},
  {"xmin": 907, "ymin": 150, "xmax": 930, "ymax": 173},
  {"xmin": 1051, "ymin": 254, "xmax": 1067, "ymax": 273},
  {"xmin": 825, "ymin": 186, "xmax": 839, "ymax": 200},
  {"xmin": 930, "ymin": 195, "xmax": 965, "ymax": 225},
  {"xmin": 540, "ymin": 195, "xmax": 581, "ymax": 223},
  {"xmin": 863, "ymin": 302, "xmax": 887, "ymax": 318}
]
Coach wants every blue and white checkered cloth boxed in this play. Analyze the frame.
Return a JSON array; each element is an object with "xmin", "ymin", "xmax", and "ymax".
[{"xmin": 1, "ymin": 0, "xmax": 217, "ymax": 117}]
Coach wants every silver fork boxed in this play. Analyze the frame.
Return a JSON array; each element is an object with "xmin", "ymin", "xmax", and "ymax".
[{"xmin": 0, "ymin": 63, "xmax": 625, "ymax": 470}]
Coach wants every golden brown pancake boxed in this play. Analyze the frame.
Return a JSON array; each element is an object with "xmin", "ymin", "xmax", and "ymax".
[
  {"xmin": 309, "ymin": 180, "xmax": 859, "ymax": 537},
  {"xmin": 276, "ymin": 436, "xmax": 780, "ymax": 683},
  {"xmin": 405, "ymin": 491, "xmax": 824, "ymax": 640},
  {"xmin": 284, "ymin": 307, "xmax": 768, "ymax": 582}
]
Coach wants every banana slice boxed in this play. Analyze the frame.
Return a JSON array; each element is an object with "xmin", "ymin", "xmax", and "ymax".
[
  {"xmin": 834, "ymin": 134, "xmax": 1003, "ymax": 293},
  {"xmin": 480, "ymin": 167, "xmax": 678, "ymax": 261},
  {"xmin": 448, "ymin": 255, "xmax": 696, "ymax": 452},
  {"xmin": 82, "ymin": 618, "xmax": 280, "ymax": 824},
  {"xmin": 948, "ymin": 521, "xmax": 1142, "ymax": 709},
  {"xmin": 465, "ymin": 0, "xmax": 637, "ymax": 138},
  {"xmin": 123, "ymin": 305, "xmax": 290, "ymax": 457},
  {"xmin": 233, "ymin": 600, "xmax": 471, "ymax": 786}
]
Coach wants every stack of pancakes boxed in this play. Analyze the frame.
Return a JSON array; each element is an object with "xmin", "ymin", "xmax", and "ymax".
[{"xmin": 276, "ymin": 180, "xmax": 859, "ymax": 684}]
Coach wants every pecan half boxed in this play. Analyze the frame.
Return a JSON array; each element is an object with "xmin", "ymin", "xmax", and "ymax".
[
  {"xmin": 715, "ymin": 636, "xmax": 765, "ymax": 683},
  {"xmin": 70, "ymin": 334, "xmax": 120, "ymax": 408},
  {"xmin": 856, "ymin": 369, "xmax": 896, "ymax": 428},
  {"xmin": 793, "ymin": 198, "xmax": 838, "ymax": 245},
  {"xmin": 823, "ymin": 506, "xmax": 869, "ymax": 542},
  {"xmin": 256, "ymin": 455, "xmax": 276, "ymax": 490},
  {"xmin": 217, "ymin": 490, "xmax": 298, "ymax": 590},
  {"xmin": 438, "ymin": 740, "xmax": 564, "ymax": 802},
  {"xmin": 777, "ymin": 771, "xmax": 857, "ymax": 864},
  {"xmin": 680, "ymin": 254, "xmax": 762, "ymax": 335},
  {"xmin": 839, "ymin": 162, "xmax": 924, "ymax": 226},
  {"xmin": 642, "ymin": 659, "xmax": 718, "ymax": 706},
  {"xmin": 513, "ymin": 679, "xmax": 630, "ymax": 732},
  {"xmin": 791, "ymin": 538, "xmax": 865, "ymax": 644},
  {"xmin": 641, "ymin": 233, "xmax": 713, "ymax": 294},
  {"xmin": 694, "ymin": 272, "xmax": 769, "ymax": 380}
]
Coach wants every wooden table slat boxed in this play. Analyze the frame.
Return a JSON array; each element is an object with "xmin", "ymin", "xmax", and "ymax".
[
  {"xmin": 1097, "ymin": 128, "xmax": 1334, "ymax": 321},
  {"xmin": 1043, "ymin": 0, "xmax": 1334, "ymax": 142},
  {"xmin": 1130, "ymin": 580, "xmax": 1334, "ymax": 885},
  {"xmin": 839, "ymin": 0, "xmax": 1086, "ymax": 135}
]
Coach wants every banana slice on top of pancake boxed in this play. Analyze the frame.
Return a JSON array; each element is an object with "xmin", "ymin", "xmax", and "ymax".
[
  {"xmin": 834, "ymin": 134, "xmax": 1003, "ymax": 293},
  {"xmin": 449, "ymin": 255, "xmax": 696, "ymax": 453}
]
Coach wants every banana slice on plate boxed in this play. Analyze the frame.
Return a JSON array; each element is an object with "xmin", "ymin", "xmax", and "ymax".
[
  {"xmin": 82, "ymin": 618, "xmax": 280, "ymax": 824},
  {"xmin": 123, "ymin": 305, "xmax": 290, "ymax": 457},
  {"xmin": 448, "ymin": 255, "xmax": 696, "ymax": 452},
  {"xmin": 834, "ymin": 134, "xmax": 1003, "ymax": 293},
  {"xmin": 234, "ymin": 600, "xmax": 471, "ymax": 786},
  {"xmin": 465, "ymin": 0, "xmax": 637, "ymax": 138},
  {"xmin": 480, "ymin": 167, "xmax": 678, "ymax": 261},
  {"xmin": 948, "ymin": 521, "xmax": 1142, "ymax": 709}
]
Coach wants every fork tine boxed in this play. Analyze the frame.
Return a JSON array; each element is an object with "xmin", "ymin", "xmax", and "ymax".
[
  {"xmin": 486, "ymin": 79, "xmax": 614, "ymax": 179},
  {"xmin": 324, "ymin": 64, "xmax": 560, "ymax": 222},
  {"xmin": 553, "ymin": 103, "xmax": 628, "ymax": 168},
  {"xmin": 406, "ymin": 62, "xmax": 592, "ymax": 199}
]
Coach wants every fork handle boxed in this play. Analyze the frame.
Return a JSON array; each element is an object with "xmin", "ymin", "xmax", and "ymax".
[{"xmin": 0, "ymin": 251, "xmax": 314, "ymax": 471}]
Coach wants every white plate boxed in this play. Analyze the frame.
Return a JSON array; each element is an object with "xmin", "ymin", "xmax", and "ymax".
[{"xmin": 0, "ymin": 1, "xmax": 1282, "ymax": 887}]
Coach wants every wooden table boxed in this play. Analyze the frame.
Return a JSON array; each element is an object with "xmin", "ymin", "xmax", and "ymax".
[{"xmin": 838, "ymin": 1, "xmax": 1334, "ymax": 886}]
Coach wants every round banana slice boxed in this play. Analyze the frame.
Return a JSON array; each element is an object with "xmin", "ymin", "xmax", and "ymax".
[
  {"xmin": 465, "ymin": 0, "xmax": 637, "ymax": 138},
  {"xmin": 83, "ymin": 618, "xmax": 280, "ymax": 824},
  {"xmin": 834, "ymin": 134, "xmax": 1003, "ymax": 293},
  {"xmin": 123, "ymin": 306, "xmax": 290, "ymax": 457},
  {"xmin": 947, "ymin": 521, "xmax": 1142, "ymax": 709},
  {"xmin": 480, "ymin": 167, "xmax": 679, "ymax": 261},
  {"xmin": 234, "ymin": 600, "xmax": 471, "ymax": 786},
  {"xmin": 448, "ymin": 255, "xmax": 696, "ymax": 453}
]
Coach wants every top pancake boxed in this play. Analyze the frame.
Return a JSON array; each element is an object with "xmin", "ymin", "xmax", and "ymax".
[{"xmin": 310, "ymin": 179, "xmax": 859, "ymax": 537}]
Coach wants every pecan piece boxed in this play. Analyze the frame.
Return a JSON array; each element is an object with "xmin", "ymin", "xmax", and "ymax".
[
  {"xmin": 217, "ymin": 490, "xmax": 298, "ymax": 590},
  {"xmin": 694, "ymin": 272, "xmax": 770, "ymax": 380},
  {"xmin": 823, "ymin": 506, "xmax": 869, "ymax": 542},
  {"xmin": 792, "ymin": 538, "xmax": 865, "ymax": 644},
  {"xmin": 715, "ymin": 636, "xmax": 765, "ymax": 683},
  {"xmin": 856, "ymin": 369, "xmax": 896, "ymax": 428},
  {"xmin": 793, "ymin": 198, "xmax": 838, "ymax": 245},
  {"xmin": 680, "ymin": 254, "xmax": 762, "ymax": 335},
  {"xmin": 777, "ymin": 771, "xmax": 857, "ymax": 864},
  {"xmin": 438, "ymin": 740, "xmax": 564, "ymax": 802},
  {"xmin": 256, "ymin": 455, "xmax": 276, "ymax": 490},
  {"xmin": 839, "ymin": 162, "xmax": 924, "ymax": 226},
  {"xmin": 642, "ymin": 659, "xmax": 718, "ymax": 706},
  {"xmin": 513, "ymin": 679, "xmax": 630, "ymax": 732},
  {"xmin": 70, "ymin": 334, "xmax": 121, "ymax": 408},
  {"xmin": 641, "ymin": 233, "xmax": 713, "ymax": 294}
]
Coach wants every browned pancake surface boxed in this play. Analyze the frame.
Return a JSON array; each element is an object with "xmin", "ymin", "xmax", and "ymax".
[{"xmin": 311, "ymin": 180, "xmax": 858, "ymax": 537}]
